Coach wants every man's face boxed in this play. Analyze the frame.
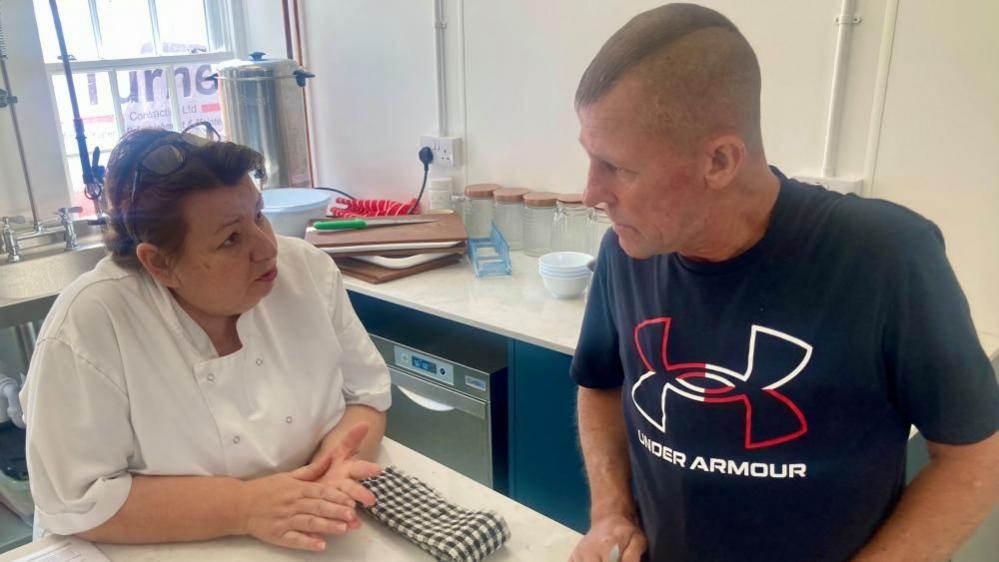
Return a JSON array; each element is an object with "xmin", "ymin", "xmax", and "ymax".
[{"xmin": 578, "ymin": 76, "xmax": 711, "ymax": 259}]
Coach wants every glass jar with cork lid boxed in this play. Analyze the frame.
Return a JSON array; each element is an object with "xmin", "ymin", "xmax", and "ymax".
[
  {"xmin": 493, "ymin": 187, "xmax": 530, "ymax": 250},
  {"xmin": 552, "ymin": 193, "xmax": 589, "ymax": 254},
  {"xmin": 523, "ymin": 192, "xmax": 558, "ymax": 257},
  {"xmin": 463, "ymin": 183, "xmax": 500, "ymax": 238}
]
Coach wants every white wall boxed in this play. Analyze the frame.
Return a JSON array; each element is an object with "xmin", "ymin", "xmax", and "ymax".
[
  {"xmin": 0, "ymin": 0, "xmax": 75, "ymax": 222},
  {"xmin": 238, "ymin": 0, "xmax": 288, "ymax": 58},
  {"xmin": 0, "ymin": 103, "xmax": 31, "ymax": 220},
  {"xmin": 868, "ymin": 0, "xmax": 999, "ymax": 343},
  {"xmin": 300, "ymin": 0, "xmax": 439, "ymax": 197},
  {"xmin": 462, "ymin": 0, "xmax": 891, "ymax": 191}
]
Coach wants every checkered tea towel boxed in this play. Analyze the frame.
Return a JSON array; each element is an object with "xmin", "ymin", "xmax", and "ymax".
[{"xmin": 361, "ymin": 466, "xmax": 512, "ymax": 562}]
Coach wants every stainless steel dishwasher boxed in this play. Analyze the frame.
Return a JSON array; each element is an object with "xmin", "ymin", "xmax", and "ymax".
[
  {"xmin": 349, "ymin": 292, "xmax": 508, "ymax": 490},
  {"xmin": 370, "ymin": 334, "xmax": 506, "ymax": 489}
]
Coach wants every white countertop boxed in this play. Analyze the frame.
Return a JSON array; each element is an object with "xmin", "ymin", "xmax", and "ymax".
[
  {"xmin": 343, "ymin": 252, "xmax": 587, "ymax": 355},
  {"xmin": 342, "ymin": 251, "xmax": 999, "ymax": 369},
  {"xmin": 0, "ymin": 439, "xmax": 580, "ymax": 562}
]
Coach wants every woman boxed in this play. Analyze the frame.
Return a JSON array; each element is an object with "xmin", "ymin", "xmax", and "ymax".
[{"xmin": 19, "ymin": 123, "xmax": 391, "ymax": 553}]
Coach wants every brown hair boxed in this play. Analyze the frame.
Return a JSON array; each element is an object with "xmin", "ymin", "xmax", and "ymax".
[
  {"xmin": 575, "ymin": 3, "xmax": 762, "ymax": 153},
  {"xmin": 103, "ymin": 128, "xmax": 265, "ymax": 265}
]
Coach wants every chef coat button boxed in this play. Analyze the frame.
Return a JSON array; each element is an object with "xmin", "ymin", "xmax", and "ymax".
[
  {"xmin": 285, "ymin": 416, "xmax": 293, "ymax": 424},
  {"xmin": 232, "ymin": 436, "xmax": 241, "ymax": 444},
  {"xmin": 206, "ymin": 373, "xmax": 215, "ymax": 382},
  {"xmin": 256, "ymin": 358, "xmax": 263, "ymax": 366}
]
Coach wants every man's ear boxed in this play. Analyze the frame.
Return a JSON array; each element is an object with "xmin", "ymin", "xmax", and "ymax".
[
  {"xmin": 135, "ymin": 242, "xmax": 180, "ymax": 288},
  {"xmin": 702, "ymin": 134, "xmax": 747, "ymax": 191}
]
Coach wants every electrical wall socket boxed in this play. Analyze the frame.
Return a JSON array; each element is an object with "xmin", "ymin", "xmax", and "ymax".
[
  {"xmin": 792, "ymin": 174, "xmax": 863, "ymax": 195},
  {"xmin": 420, "ymin": 136, "xmax": 463, "ymax": 167}
]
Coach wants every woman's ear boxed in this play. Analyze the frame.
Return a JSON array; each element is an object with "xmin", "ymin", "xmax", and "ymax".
[{"xmin": 135, "ymin": 242, "xmax": 180, "ymax": 287}]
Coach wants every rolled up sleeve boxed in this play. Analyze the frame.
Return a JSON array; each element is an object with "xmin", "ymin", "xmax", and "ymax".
[
  {"xmin": 20, "ymin": 337, "xmax": 135, "ymax": 536},
  {"xmin": 327, "ymin": 267, "xmax": 392, "ymax": 412}
]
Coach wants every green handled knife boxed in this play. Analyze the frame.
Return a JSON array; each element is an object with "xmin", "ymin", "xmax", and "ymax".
[{"xmin": 312, "ymin": 217, "xmax": 439, "ymax": 231}]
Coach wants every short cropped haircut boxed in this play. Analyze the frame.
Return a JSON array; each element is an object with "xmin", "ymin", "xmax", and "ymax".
[{"xmin": 575, "ymin": 3, "xmax": 763, "ymax": 154}]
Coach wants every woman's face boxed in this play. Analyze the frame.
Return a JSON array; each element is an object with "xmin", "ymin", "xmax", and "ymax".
[{"xmin": 165, "ymin": 176, "xmax": 279, "ymax": 318}]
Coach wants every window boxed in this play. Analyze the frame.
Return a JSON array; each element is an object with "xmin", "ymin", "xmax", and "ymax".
[{"xmin": 31, "ymin": 0, "xmax": 239, "ymax": 214}]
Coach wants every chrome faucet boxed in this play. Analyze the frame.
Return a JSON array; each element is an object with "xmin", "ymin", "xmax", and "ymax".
[
  {"xmin": 56, "ymin": 206, "xmax": 82, "ymax": 250},
  {"xmin": 2, "ymin": 207, "xmax": 83, "ymax": 263},
  {"xmin": 1, "ymin": 215, "xmax": 26, "ymax": 263}
]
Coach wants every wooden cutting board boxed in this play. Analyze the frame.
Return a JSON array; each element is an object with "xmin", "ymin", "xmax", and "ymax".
[
  {"xmin": 320, "ymin": 241, "xmax": 467, "ymax": 259},
  {"xmin": 334, "ymin": 254, "xmax": 463, "ymax": 284},
  {"xmin": 306, "ymin": 213, "xmax": 467, "ymax": 248}
]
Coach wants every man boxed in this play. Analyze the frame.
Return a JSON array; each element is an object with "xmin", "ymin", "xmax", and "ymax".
[{"xmin": 569, "ymin": 4, "xmax": 999, "ymax": 561}]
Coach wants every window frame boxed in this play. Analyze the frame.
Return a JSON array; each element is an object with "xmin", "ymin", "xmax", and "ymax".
[
  {"xmin": 35, "ymin": 0, "xmax": 248, "ymax": 206},
  {"xmin": 48, "ymin": 51, "xmax": 234, "ymax": 139}
]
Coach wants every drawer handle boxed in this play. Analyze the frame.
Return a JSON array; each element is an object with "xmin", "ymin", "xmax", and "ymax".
[{"xmin": 397, "ymin": 386, "xmax": 455, "ymax": 412}]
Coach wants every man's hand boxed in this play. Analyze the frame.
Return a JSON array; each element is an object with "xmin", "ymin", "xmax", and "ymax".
[
  {"xmin": 316, "ymin": 422, "xmax": 382, "ymax": 509},
  {"xmin": 570, "ymin": 513, "xmax": 647, "ymax": 562},
  {"xmin": 239, "ymin": 457, "xmax": 359, "ymax": 552}
]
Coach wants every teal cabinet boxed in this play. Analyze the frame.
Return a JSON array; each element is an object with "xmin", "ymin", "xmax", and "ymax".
[{"xmin": 507, "ymin": 341, "xmax": 589, "ymax": 532}]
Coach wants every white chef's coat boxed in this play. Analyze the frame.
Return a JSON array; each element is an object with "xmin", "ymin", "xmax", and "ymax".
[{"xmin": 19, "ymin": 236, "xmax": 391, "ymax": 536}]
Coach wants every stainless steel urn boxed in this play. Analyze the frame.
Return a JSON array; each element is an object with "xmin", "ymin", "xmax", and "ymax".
[{"xmin": 213, "ymin": 52, "xmax": 314, "ymax": 188}]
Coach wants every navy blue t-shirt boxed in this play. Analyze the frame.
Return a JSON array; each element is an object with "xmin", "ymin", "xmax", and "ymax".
[{"xmin": 570, "ymin": 171, "xmax": 999, "ymax": 561}]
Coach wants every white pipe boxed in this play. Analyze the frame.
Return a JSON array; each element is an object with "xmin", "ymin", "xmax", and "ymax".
[
  {"xmin": 457, "ymin": 0, "xmax": 468, "ymax": 187},
  {"xmin": 862, "ymin": 0, "xmax": 900, "ymax": 197},
  {"xmin": 821, "ymin": 0, "xmax": 858, "ymax": 178},
  {"xmin": 433, "ymin": 0, "xmax": 448, "ymax": 136},
  {"xmin": 0, "ymin": 375, "xmax": 24, "ymax": 429}
]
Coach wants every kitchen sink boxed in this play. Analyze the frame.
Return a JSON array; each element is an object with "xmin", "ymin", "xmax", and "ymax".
[{"xmin": 0, "ymin": 241, "xmax": 107, "ymax": 303}]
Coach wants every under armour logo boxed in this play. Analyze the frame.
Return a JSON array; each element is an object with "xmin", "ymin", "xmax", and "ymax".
[{"xmin": 631, "ymin": 318, "xmax": 813, "ymax": 449}]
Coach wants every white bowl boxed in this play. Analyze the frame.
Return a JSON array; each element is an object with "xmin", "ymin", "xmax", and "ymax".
[
  {"xmin": 261, "ymin": 188, "xmax": 332, "ymax": 238},
  {"xmin": 538, "ymin": 265, "xmax": 591, "ymax": 278},
  {"xmin": 539, "ymin": 251, "xmax": 593, "ymax": 270},
  {"xmin": 540, "ymin": 270, "xmax": 592, "ymax": 299}
]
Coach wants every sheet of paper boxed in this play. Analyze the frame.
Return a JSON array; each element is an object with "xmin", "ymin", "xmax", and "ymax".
[{"xmin": 11, "ymin": 537, "xmax": 109, "ymax": 562}]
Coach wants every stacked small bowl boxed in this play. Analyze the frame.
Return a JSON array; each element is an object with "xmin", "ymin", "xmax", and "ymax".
[{"xmin": 538, "ymin": 251, "xmax": 593, "ymax": 299}]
